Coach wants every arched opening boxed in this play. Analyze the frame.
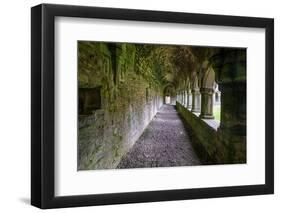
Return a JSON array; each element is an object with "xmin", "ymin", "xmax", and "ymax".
[
  {"xmin": 165, "ymin": 96, "xmax": 171, "ymax": 104},
  {"xmin": 163, "ymin": 85, "xmax": 176, "ymax": 105},
  {"xmin": 213, "ymin": 82, "xmax": 221, "ymax": 122}
]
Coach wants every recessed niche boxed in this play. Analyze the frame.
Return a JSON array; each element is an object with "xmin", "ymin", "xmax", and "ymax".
[{"xmin": 79, "ymin": 87, "xmax": 102, "ymax": 115}]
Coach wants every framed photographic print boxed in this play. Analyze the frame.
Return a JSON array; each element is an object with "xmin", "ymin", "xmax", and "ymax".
[{"xmin": 31, "ymin": 3, "xmax": 274, "ymax": 209}]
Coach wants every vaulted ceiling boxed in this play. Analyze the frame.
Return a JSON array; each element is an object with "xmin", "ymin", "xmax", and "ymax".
[{"xmin": 134, "ymin": 43, "xmax": 221, "ymax": 90}]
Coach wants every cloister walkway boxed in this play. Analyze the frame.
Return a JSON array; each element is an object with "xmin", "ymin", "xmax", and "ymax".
[{"xmin": 117, "ymin": 104, "xmax": 201, "ymax": 168}]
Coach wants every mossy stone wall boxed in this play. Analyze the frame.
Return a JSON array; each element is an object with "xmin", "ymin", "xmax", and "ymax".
[
  {"xmin": 78, "ymin": 42, "xmax": 163, "ymax": 170},
  {"xmin": 176, "ymin": 102, "xmax": 246, "ymax": 164}
]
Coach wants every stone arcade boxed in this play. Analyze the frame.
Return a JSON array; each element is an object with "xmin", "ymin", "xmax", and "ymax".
[{"xmin": 78, "ymin": 41, "xmax": 246, "ymax": 170}]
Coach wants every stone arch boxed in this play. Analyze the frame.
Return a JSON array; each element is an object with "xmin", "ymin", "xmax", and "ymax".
[
  {"xmin": 191, "ymin": 72, "xmax": 199, "ymax": 89},
  {"xmin": 201, "ymin": 67, "xmax": 215, "ymax": 89},
  {"xmin": 163, "ymin": 84, "xmax": 176, "ymax": 105}
]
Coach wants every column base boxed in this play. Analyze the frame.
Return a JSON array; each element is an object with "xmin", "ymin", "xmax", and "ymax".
[
  {"xmin": 191, "ymin": 109, "xmax": 200, "ymax": 113},
  {"xmin": 199, "ymin": 114, "xmax": 215, "ymax": 119}
]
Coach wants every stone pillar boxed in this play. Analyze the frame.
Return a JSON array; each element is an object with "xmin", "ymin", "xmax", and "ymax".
[
  {"xmin": 182, "ymin": 91, "xmax": 185, "ymax": 106},
  {"xmin": 219, "ymin": 82, "xmax": 246, "ymax": 135},
  {"xmin": 210, "ymin": 49, "xmax": 246, "ymax": 163},
  {"xmin": 187, "ymin": 90, "xmax": 192, "ymax": 110},
  {"xmin": 200, "ymin": 88, "xmax": 214, "ymax": 119},
  {"xmin": 184, "ymin": 90, "xmax": 188, "ymax": 107},
  {"xmin": 181, "ymin": 91, "xmax": 184, "ymax": 105},
  {"xmin": 191, "ymin": 88, "xmax": 200, "ymax": 113}
]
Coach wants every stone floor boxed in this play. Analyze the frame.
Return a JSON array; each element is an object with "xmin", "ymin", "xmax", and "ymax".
[{"xmin": 117, "ymin": 104, "xmax": 201, "ymax": 169}]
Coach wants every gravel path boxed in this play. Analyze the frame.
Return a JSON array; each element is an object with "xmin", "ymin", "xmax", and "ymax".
[{"xmin": 117, "ymin": 104, "xmax": 201, "ymax": 168}]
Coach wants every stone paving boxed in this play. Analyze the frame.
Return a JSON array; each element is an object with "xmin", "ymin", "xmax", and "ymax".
[{"xmin": 117, "ymin": 104, "xmax": 201, "ymax": 168}]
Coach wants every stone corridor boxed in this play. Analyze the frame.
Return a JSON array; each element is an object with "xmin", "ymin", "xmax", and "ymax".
[
  {"xmin": 117, "ymin": 104, "xmax": 201, "ymax": 168},
  {"xmin": 78, "ymin": 41, "xmax": 247, "ymax": 170}
]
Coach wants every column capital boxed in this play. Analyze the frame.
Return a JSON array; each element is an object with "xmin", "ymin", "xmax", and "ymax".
[
  {"xmin": 191, "ymin": 87, "xmax": 200, "ymax": 93},
  {"xmin": 200, "ymin": 87, "xmax": 214, "ymax": 95}
]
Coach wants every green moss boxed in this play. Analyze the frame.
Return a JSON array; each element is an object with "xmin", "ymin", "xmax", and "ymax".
[
  {"xmin": 177, "ymin": 102, "xmax": 246, "ymax": 164},
  {"xmin": 78, "ymin": 41, "xmax": 246, "ymax": 169}
]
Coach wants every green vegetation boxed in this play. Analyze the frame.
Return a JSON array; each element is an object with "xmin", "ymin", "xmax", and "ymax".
[
  {"xmin": 78, "ymin": 41, "xmax": 246, "ymax": 169},
  {"xmin": 213, "ymin": 105, "xmax": 221, "ymax": 122}
]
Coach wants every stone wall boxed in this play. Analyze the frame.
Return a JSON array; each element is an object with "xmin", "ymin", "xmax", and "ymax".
[
  {"xmin": 176, "ymin": 102, "xmax": 246, "ymax": 164},
  {"xmin": 78, "ymin": 42, "xmax": 163, "ymax": 170}
]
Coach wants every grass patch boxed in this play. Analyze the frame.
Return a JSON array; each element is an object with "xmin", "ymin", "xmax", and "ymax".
[{"xmin": 213, "ymin": 105, "xmax": 221, "ymax": 122}]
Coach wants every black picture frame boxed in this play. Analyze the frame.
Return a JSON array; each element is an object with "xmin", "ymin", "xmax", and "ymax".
[{"xmin": 31, "ymin": 3, "xmax": 274, "ymax": 209}]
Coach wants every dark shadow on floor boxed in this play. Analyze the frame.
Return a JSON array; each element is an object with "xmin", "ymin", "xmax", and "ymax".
[{"xmin": 176, "ymin": 107, "xmax": 217, "ymax": 165}]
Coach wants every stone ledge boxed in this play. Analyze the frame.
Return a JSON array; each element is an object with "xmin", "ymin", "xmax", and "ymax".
[
  {"xmin": 176, "ymin": 102, "xmax": 217, "ymax": 163},
  {"xmin": 177, "ymin": 102, "xmax": 220, "ymax": 131}
]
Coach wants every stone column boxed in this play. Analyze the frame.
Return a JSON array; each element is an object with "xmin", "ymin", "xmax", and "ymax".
[
  {"xmin": 191, "ymin": 88, "xmax": 200, "ymax": 113},
  {"xmin": 184, "ymin": 90, "xmax": 188, "ymax": 107},
  {"xmin": 210, "ymin": 49, "xmax": 246, "ymax": 163},
  {"xmin": 182, "ymin": 91, "xmax": 185, "ymax": 106},
  {"xmin": 200, "ymin": 88, "xmax": 214, "ymax": 119},
  {"xmin": 183, "ymin": 91, "xmax": 185, "ymax": 105},
  {"xmin": 181, "ymin": 91, "xmax": 184, "ymax": 105},
  {"xmin": 219, "ymin": 82, "xmax": 246, "ymax": 135},
  {"xmin": 187, "ymin": 90, "xmax": 192, "ymax": 110}
]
